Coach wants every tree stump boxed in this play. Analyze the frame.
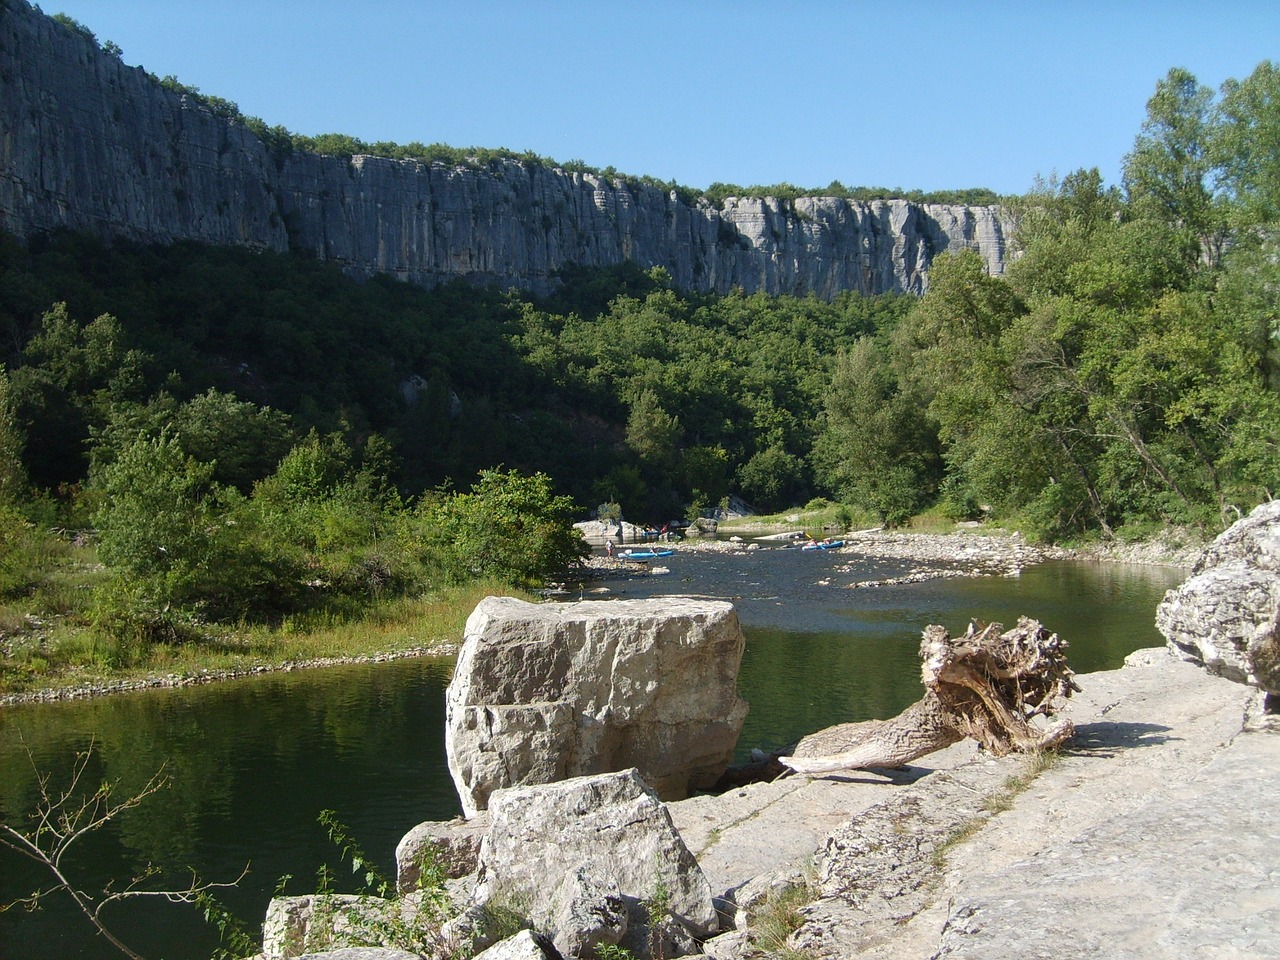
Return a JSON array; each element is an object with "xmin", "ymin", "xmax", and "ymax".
[{"xmin": 781, "ymin": 617, "xmax": 1079, "ymax": 775}]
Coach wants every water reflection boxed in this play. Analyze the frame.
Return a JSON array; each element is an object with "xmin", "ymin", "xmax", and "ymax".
[
  {"xmin": 0, "ymin": 657, "xmax": 458, "ymax": 960},
  {"xmin": 618, "ymin": 553, "xmax": 1185, "ymax": 756},
  {"xmin": 0, "ymin": 557, "xmax": 1184, "ymax": 959}
]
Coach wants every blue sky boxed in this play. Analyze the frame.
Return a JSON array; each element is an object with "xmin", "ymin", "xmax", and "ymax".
[{"xmin": 44, "ymin": 1, "xmax": 1280, "ymax": 196}]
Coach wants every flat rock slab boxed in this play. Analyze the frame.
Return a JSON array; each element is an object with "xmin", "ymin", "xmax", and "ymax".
[
  {"xmin": 792, "ymin": 648, "xmax": 1279, "ymax": 959},
  {"xmin": 670, "ymin": 738, "xmax": 981, "ymax": 909},
  {"xmin": 927, "ymin": 650, "xmax": 1280, "ymax": 960},
  {"xmin": 934, "ymin": 730, "xmax": 1280, "ymax": 958}
]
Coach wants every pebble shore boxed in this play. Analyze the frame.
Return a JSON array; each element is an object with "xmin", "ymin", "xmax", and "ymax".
[{"xmin": 0, "ymin": 644, "xmax": 457, "ymax": 708}]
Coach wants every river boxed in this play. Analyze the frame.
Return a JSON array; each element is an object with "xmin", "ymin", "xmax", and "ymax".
[{"xmin": 0, "ymin": 551, "xmax": 1185, "ymax": 960}]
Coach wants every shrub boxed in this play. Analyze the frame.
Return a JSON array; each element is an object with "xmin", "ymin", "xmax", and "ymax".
[{"xmin": 417, "ymin": 469, "xmax": 589, "ymax": 587}]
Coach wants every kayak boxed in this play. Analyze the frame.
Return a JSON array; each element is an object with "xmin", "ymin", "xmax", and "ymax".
[
  {"xmin": 619, "ymin": 549, "xmax": 676, "ymax": 560},
  {"xmin": 801, "ymin": 539, "xmax": 845, "ymax": 551}
]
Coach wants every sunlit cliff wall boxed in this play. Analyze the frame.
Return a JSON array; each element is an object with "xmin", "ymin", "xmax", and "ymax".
[{"xmin": 1, "ymin": 2, "xmax": 1010, "ymax": 297}]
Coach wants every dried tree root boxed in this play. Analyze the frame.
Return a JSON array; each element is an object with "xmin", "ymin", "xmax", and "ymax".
[{"xmin": 781, "ymin": 617, "xmax": 1079, "ymax": 775}]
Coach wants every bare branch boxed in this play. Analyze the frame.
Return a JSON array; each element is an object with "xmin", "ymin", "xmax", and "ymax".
[{"xmin": 1, "ymin": 740, "xmax": 247, "ymax": 960}]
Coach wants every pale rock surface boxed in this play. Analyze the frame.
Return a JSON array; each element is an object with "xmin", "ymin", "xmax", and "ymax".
[
  {"xmin": 395, "ymin": 815, "xmax": 489, "ymax": 893},
  {"xmin": 262, "ymin": 894, "xmax": 399, "ymax": 960},
  {"xmin": 474, "ymin": 769, "xmax": 718, "ymax": 956},
  {"xmin": 445, "ymin": 596, "xmax": 748, "ymax": 816},
  {"xmin": 781, "ymin": 648, "xmax": 1278, "ymax": 959},
  {"xmin": 471, "ymin": 930, "xmax": 550, "ymax": 960},
  {"xmin": 4, "ymin": 3, "xmax": 1011, "ymax": 299},
  {"xmin": 295, "ymin": 950, "xmax": 421, "ymax": 960},
  {"xmin": 1157, "ymin": 500, "xmax": 1280, "ymax": 696},
  {"xmin": 546, "ymin": 866, "xmax": 628, "ymax": 959},
  {"xmin": 574, "ymin": 519, "xmax": 648, "ymax": 545}
]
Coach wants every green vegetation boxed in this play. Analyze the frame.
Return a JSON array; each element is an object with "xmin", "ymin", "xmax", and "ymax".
[
  {"xmin": 816, "ymin": 63, "xmax": 1280, "ymax": 540},
  {"xmin": 3, "ymin": 56, "xmax": 1278, "ymax": 692},
  {"xmin": 747, "ymin": 873, "xmax": 819, "ymax": 960}
]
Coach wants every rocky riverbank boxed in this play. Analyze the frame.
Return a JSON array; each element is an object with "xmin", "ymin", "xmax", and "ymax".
[
  {"xmin": 675, "ymin": 646, "xmax": 1279, "ymax": 959},
  {"xmin": 578, "ymin": 526, "xmax": 1192, "ymax": 589}
]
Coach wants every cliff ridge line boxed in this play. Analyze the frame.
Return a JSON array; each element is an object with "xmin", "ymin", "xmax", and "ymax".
[{"xmin": 2, "ymin": 1, "xmax": 1010, "ymax": 298}]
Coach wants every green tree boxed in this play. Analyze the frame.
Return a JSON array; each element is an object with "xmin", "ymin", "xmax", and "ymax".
[
  {"xmin": 737, "ymin": 446, "xmax": 805, "ymax": 513},
  {"xmin": 91, "ymin": 389, "xmax": 294, "ymax": 493},
  {"xmin": 1122, "ymin": 67, "xmax": 1228, "ymax": 267},
  {"xmin": 1212, "ymin": 60, "xmax": 1280, "ymax": 227},
  {"xmin": 680, "ymin": 445, "xmax": 731, "ymax": 507},
  {"xmin": 814, "ymin": 339, "xmax": 937, "ymax": 526},
  {"xmin": 625, "ymin": 388, "xmax": 683, "ymax": 467},
  {"xmin": 417, "ymin": 469, "xmax": 589, "ymax": 587},
  {"xmin": 0, "ymin": 366, "xmax": 27, "ymax": 505},
  {"xmin": 92, "ymin": 433, "xmax": 226, "ymax": 613}
]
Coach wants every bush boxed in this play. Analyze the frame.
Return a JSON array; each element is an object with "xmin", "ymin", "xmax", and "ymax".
[
  {"xmin": 0, "ymin": 502, "xmax": 53, "ymax": 598},
  {"xmin": 418, "ymin": 469, "xmax": 589, "ymax": 587}
]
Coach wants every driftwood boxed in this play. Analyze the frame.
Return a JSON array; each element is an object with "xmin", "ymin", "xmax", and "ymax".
[{"xmin": 781, "ymin": 617, "xmax": 1080, "ymax": 775}]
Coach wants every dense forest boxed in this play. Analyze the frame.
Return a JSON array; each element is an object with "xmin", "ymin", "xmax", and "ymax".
[{"xmin": 0, "ymin": 61, "xmax": 1277, "ymax": 650}]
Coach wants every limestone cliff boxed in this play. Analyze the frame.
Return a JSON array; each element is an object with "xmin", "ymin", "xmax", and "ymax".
[{"xmin": 1, "ymin": 2, "xmax": 1010, "ymax": 297}]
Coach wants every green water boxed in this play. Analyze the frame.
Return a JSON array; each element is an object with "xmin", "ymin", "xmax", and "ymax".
[{"xmin": 0, "ymin": 558, "xmax": 1185, "ymax": 959}]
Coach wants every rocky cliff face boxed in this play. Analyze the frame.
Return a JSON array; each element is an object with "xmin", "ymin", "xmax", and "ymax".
[{"xmin": 1, "ymin": 2, "xmax": 1010, "ymax": 297}]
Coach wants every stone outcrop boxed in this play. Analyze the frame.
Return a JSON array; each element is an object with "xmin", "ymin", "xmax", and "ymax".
[
  {"xmin": 472, "ymin": 930, "xmax": 551, "ymax": 960},
  {"xmin": 2, "ymin": 2, "xmax": 1011, "ymax": 299},
  {"xmin": 395, "ymin": 815, "xmax": 490, "ymax": 893},
  {"xmin": 262, "ymin": 894, "xmax": 407, "ymax": 960},
  {"xmin": 444, "ymin": 596, "xmax": 749, "ymax": 817},
  {"xmin": 1156, "ymin": 500, "xmax": 1280, "ymax": 699},
  {"xmin": 473, "ymin": 769, "xmax": 717, "ymax": 957},
  {"xmin": 295, "ymin": 950, "xmax": 423, "ymax": 960}
]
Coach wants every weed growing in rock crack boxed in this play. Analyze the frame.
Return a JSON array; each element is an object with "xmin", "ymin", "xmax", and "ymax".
[
  {"xmin": 643, "ymin": 875, "xmax": 673, "ymax": 960},
  {"xmin": 305, "ymin": 810, "xmax": 455, "ymax": 957},
  {"xmin": 749, "ymin": 876, "xmax": 818, "ymax": 960},
  {"xmin": 596, "ymin": 944, "xmax": 638, "ymax": 960},
  {"xmin": 476, "ymin": 896, "xmax": 531, "ymax": 945},
  {"xmin": 934, "ymin": 749, "xmax": 1063, "ymax": 870},
  {"xmin": 931, "ymin": 818, "xmax": 988, "ymax": 872},
  {"xmin": 982, "ymin": 748, "xmax": 1062, "ymax": 815}
]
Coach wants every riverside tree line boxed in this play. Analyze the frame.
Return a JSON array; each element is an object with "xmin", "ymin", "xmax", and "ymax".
[{"xmin": 0, "ymin": 63, "xmax": 1277, "ymax": 650}]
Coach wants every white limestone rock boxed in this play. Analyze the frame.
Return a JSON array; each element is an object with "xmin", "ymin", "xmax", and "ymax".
[
  {"xmin": 1157, "ymin": 501, "xmax": 1280, "ymax": 697},
  {"xmin": 262, "ymin": 895, "xmax": 395, "ymax": 960},
  {"xmin": 472, "ymin": 930, "xmax": 550, "ymax": 960},
  {"xmin": 546, "ymin": 866, "xmax": 628, "ymax": 959},
  {"xmin": 395, "ymin": 814, "xmax": 490, "ymax": 893},
  {"xmin": 445, "ymin": 596, "xmax": 748, "ymax": 816},
  {"xmin": 475, "ymin": 769, "xmax": 718, "ymax": 957}
]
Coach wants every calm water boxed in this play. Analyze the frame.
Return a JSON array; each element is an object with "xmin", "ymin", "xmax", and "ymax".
[{"xmin": 0, "ymin": 553, "xmax": 1185, "ymax": 960}]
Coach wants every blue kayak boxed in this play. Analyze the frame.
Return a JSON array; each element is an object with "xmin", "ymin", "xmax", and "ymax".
[
  {"xmin": 801, "ymin": 539, "xmax": 845, "ymax": 551},
  {"xmin": 619, "ymin": 549, "xmax": 676, "ymax": 560}
]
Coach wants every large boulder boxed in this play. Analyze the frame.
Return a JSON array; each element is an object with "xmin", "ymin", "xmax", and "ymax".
[
  {"xmin": 445, "ymin": 596, "xmax": 749, "ymax": 816},
  {"xmin": 1156, "ymin": 500, "xmax": 1280, "ymax": 700},
  {"xmin": 473, "ymin": 769, "xmax": 718, "ymax": 958}
]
